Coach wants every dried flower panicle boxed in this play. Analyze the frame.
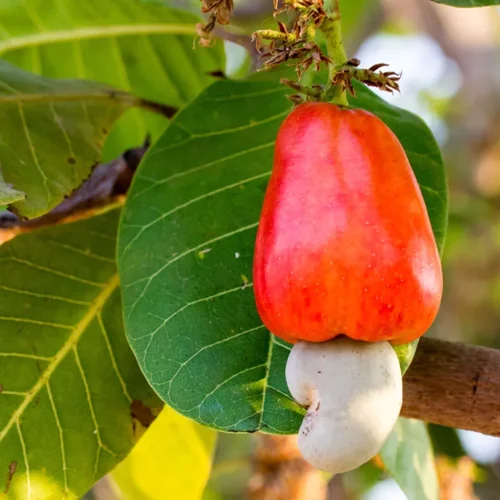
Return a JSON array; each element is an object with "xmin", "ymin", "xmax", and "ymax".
[
  {"xmin": 363, "ymin": 63, "xmax": 402, "ymax": 93},
  {"xmin": 253, "ymin": 0, "xmax": 402, "ymax": 98},
  {"xmin": 332, "ymin": 59, "xmax": 402, "ymax": 95},
  {"xmin": 273, "ymin": 0, "xmax": 327, "ymax": 37},
  {"xmin": 253, "ymin": 0, "xmax": 330, "ymax": 78},
  {"xmin": 257, "ymin": 39, "xmax": 331, "ymax": 79},
  {"xmin": 197, "ymin": 0, "xmax": 234, "ymax": 47},
  {"xmin": 201, "ymin": 0, "xmax": 233, "ymax": 24}
]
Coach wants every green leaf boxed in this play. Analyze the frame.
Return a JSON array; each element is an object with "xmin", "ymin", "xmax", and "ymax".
[
  {"xmin": 0, "ymin": 208, "xmax": 160, "ymax": 498},
  {"xmin": 0, "ymin": 60, "xmax": 137, "ymax": 218},
  {"xmin": 393, "ymin": 340, "xmax": 419, "ymax": 375},
  {"xmin": 118, "ymin": 78, "xmax": 447, "ymax": 433},
  {"xmin": 0, "ymin": 178, "xmax": 25, "ymax": 206},
  {"xmin": 428, "ymin": 424, "xmax": 466, "ymax": 459},
  {"xmin": 431, "ymin": 0, "xmax": 499, "ymax": 6},
  {"xmin": 111, "ymin": 407, "xmax": 217, "ymax": 500},
  {"xmin": 0, "ymin": 0, "xmax": 225, "ymax": 159},
  {"xmin": 381, "ymin": 418, "xmax": 439, "ymax": 500}
]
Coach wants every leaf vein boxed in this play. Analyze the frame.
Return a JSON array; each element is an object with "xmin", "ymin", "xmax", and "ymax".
[
  {"xmin": 45, "ymin": 239, "xmax": 115, "ymax": 264},
  {"xmin": 193, "ymin": 363, "xmax": 267, "ymax": 414},
  {"xmin": 98, "ymin": 314, "xmax": 132, "ymax": 403},
  {"xmin": 152, "ymin": 112, "xmax": 287, "ymax": 153},
  {"xmin": 0, "ymin": 316, "xmax": 73, "ymax": 329},
  {"xmin": 0, "ymin": 275, "xmax": 119, "ymax": 442},
  {"xmin": 0, "ymin": 24, "xmax": 198, "ymax": 55},
  {"xmin": 0, "ymin": 352, "xmax": 51, "ymax": 361},
  {"xmin": 131, "ymin": 141, "xmax": 274, "ymax": 202},
  {"xmin": 122, "ymin": 171, "xmax": 270, "ymax": 256},
  {"xmin": 257, "ymin": 333, "xmax": 274, "ymax": 428},
  {"xmin": 123, "ymin": 222, "xmax": 259, "ymax": 320},
  {"xmin": 140, "ymin": 285, "xmax": 254, "ymax": 369},
  {"xmin": 0, "ymin": 257, "xmax": 106, "ymax": 287},
  {"xmin": 47, "ymin": 381, "xmax": 68, "ymax": 495},
  {"xmin": 0, "ymin": 284, "xmax": 92, "ymax": 306},
  {"xmin": 17, "ymin": 100, "xmax": 51, "ymax": 206},
  {"xmin": 165, "ymin": 325, "xmax": 266, "ymax": 398},
  {"xmin": 202, "ymin": 87, "xmax": 286, "ymax": 102},
  {"xmin": 17, "ymin": 421, "xmax": 31, "ymax": 497}
]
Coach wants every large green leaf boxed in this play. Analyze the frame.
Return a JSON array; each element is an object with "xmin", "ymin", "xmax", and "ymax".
[
  {"xmin": 0, "ymin": 208, "xmax": 160, "ymax": 498},
  {"xmin": 111, "ymin": 407, "xmax": 217, "ymax": 500},
  {"xmin": 0, "ymin": 0, "xmax": 225, "ymax": 158},
  {"xmin": 432, "ymin": 0, "xmax": 499, "ymax": 6},
  {"xmin": 381, "ymin": 418, "xmax": 439, "ymax": 500},
  {"xmin": 117, "ymin": 79, "xmax": 447, "ymax": 433},
  {"xmin": 0, "ymin": 60, "xmax": 140, "ymax": 218}
]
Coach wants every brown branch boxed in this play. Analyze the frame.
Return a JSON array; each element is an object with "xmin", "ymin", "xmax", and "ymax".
[
  {"xmin": 402, "ymin": 337, "xmax": 500, "ymax": 436},
  {"xmin": 0, "ymin": 142, "xmax": 149, "ymax": 244},
  {"xmin": 138, "ymin": 99, "xmax": 178, "ymax": 118}
]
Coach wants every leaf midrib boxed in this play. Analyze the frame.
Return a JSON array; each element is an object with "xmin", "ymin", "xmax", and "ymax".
[
  {"xmin": 0, "ymin": 91, "xmax": 137, "ymax": 105},
  {"xmin": 0, "ymin": 24, "xmax": 197, "ymax": 55},
  {"xmin": 0, "ymin": 273, "xmax": 120, "ymax": 441}
]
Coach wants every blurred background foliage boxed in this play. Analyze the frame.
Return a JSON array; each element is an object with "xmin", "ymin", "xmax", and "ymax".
[{"xmin": 81, "ymin": 0, "xmax": 500, "ymax": 498}]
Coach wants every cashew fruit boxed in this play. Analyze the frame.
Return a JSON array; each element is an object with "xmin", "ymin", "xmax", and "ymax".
[{"xmin": 253, "ymin": 102, "xmax": 442, "ymax": 344}]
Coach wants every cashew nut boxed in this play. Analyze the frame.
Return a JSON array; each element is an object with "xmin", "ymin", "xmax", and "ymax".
[{"xmin": 285, "ymin": 336, "xmax": 403, "ymax": 473}]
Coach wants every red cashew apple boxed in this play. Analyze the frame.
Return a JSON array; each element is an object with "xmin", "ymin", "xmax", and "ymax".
[{"xmin": 253, "ymin": 102, "xmax": 443, "ymax": 345}]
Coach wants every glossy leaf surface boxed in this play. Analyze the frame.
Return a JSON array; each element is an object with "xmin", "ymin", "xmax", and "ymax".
[{"xmin": 118, "ymin": 79, "xmax": 447, "ymax": 433}]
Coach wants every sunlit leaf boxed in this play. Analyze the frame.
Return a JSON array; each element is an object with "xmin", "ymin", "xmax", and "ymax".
[
  {"xmin": 112, "ymin": 407, "xmax": 217, "ymax": 500},
  {"xmin": 0, "ymin": 208, "xmax": 160, "ymax": 498},
  {"xmin": 0, "ymin": 61, "xmax": 136, "ymax": 217},
  {"xmin": 0, "ymin": 0, "xmax": 225, "ymax": 159}
]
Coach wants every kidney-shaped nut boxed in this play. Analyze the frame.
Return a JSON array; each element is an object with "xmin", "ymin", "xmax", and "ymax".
[{"xmin": 285, "ymin": 336, "xmax": 403, "ymax": 474}]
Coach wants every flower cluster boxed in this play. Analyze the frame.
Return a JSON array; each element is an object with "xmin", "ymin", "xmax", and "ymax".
[
  {"xmin": 332, "ymin": 59, "xmax": 402, "ymax": 95},
  {"xmin": 196, "ymin": 0, "xmax": 234, "ymax": 47},
  {"xmin": 253, "ymin": 0, "xmax": 331, "ymax": 77}
]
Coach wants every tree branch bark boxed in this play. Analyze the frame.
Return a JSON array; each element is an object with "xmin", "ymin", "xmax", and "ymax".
[{"xmin": 402, "ymin": 337, "xmax": 500, "ymax": 436}]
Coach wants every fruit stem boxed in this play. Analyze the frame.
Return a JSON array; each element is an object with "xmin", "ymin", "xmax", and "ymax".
[{"xmin": 320, "ymin": 0, "xmax": 348, "ymax": 106}]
